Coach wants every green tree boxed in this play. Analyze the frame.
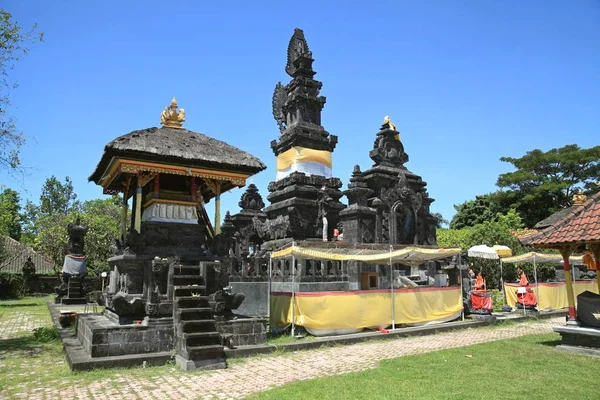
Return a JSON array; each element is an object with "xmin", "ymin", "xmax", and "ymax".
[
  {"xmin": 0, "ymin": 10, "xmax": 43, "ymax": 172},
  {"xmin": 497, "ymin": 144, "xmax": 600, "ymax": 227},
  {"xmin": 35, "ymin": 197, "xmax": 121, "ymax": 276},
  {"xmin": 39, "ymin": 176, "xmax": 78, "ymax": 216},
  {"xmin": 436, "ymin": 227, "xmax": 471, "ymax": 250},
  {"xmin": 450, "ymin": 192, "xmax": 511, "ymax": 229},
  {"xmin": 22, "ymin": 176, "xmax": 79, "ymax": 242},
  {"xmin": 80, "ymin": 197, "xmax": 121, "ymax": 274},
  {"xmin": 0, "ymin": 187, "xmax": 21, "ymax": 240}
]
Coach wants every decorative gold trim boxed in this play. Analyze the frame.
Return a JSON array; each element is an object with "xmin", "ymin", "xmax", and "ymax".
[
  {"xmin": 137, "ymin": 172, "xmax": 157, "ymax": 188},
  {"xmin": 101, "ymin": 159, "xmax": 249, "ymax": 192},
  {"xmin": 204, "ymin": 179, "xmax": 222, "ymax": 196}
]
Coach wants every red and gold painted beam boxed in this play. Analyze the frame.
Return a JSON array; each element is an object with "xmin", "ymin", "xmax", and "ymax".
[{"xmin": 99, "ymin": 158, "xmax": 249, "ymax": 192}]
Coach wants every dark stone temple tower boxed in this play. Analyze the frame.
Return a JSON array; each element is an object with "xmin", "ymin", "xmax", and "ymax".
[
  {"xmin": 265, "ymin": 28, "xmax": 345, "ymax": 240},
  {"xmin": 340, "ymin": 117, "xmax": 438, "ymax": 246}
]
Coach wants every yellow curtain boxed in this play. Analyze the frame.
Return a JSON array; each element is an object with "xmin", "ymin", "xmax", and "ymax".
[
  {"xmin": 270, "ymin": 287, "xmax": 462, "ymax": 330},
  {"xmin": 504, "ymin": 280, "xmax": 599, "ymax": 310}
]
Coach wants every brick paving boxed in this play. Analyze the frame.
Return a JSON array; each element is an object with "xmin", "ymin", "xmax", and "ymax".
[{"xmin": 0, "ymin": 309, "xmax": 563, "ymax": 400}]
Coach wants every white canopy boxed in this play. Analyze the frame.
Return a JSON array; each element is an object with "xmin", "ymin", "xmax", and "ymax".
[
  {"xmin": 501, "ymin": 252, "xmax": 584, "ymax": 265},
  {"xmin": 271, "ymin": 245, "xmax": 461, "ymax": 266},
  {"xmin": 468, "ymin": 245, "xmax": 500, "ymax": 260}
]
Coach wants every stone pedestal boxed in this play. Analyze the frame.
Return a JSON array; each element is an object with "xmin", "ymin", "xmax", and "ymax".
[
  {"xmin": 554, "ymin": 325, "xmax": 600, "ymax": 356},
  {"xmin": 76, "ymin": 311, "xmax": 174, "ymax": 358}
]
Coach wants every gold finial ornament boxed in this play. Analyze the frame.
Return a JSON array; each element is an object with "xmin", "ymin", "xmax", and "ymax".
[
  {"xmin": 383, "ymin": 116, "xmax": 400, "ymax": 140},
  {"xmin": 160, "ymin": 97, "xmax": 186, "ymax": 129},
  {"xmin": 383, "ymin": 115, "xmax": 397, "ymax": 131},
  {"xmin": 573, "ymin": 189, "xmax": 587, "ymax": 206}
]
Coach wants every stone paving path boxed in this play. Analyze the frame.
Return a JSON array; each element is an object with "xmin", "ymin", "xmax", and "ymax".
[{"xmin": 0, "ymin": 311, "xmax": 563, "ymax": 400}]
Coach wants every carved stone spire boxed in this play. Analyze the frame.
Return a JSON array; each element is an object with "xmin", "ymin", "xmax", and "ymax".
[
  {"xmin": 344, "ymin": 165, "xmax": 373, "ymax": 208},
  {"xmin": 369, "ymin": 117, "xmax": 409, "ymax": 167},
  {"xmin": 238, "ymin": 183, "xmax": 265, "ymax": 211},
  {"xmin": 270, "ymin": 28, "xmax": 333, "ymax": 151},
  {"xmin": 265, "ymin": 28, "xmax": 345, "ymax": 242},
  {"xmin": 285, "ymin": 28, "xmax": 315, "ymax": 78}
]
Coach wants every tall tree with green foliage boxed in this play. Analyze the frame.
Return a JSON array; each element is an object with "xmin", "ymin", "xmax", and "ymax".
[
  {"xmin": 34, "ymin": 195, "xmax": 121, "ymax": 276},
  {"xmin": 38, "ymin": 175, "xmax": 78, "ymax": 216},
  {"xmin": 21, "ymin": 176, "xmax": 79, "ymax": 243},
  {"xmin": 497, "ymin": 144, "xmax": 600, "ymax": 227},
  {"xmin": 449, "ymin": 193, "xmax": 510, "ymax": 229},
  {"xmin": 0, "ymin": 187, "xmax": 21, "ymax": 240},
  {"xmin": 440, "ymin": 209, "xmax": 527, "ymax": 289},
  {"xmin": 0, "ymin": 10, "xmax": 43, "ymax": 172}
]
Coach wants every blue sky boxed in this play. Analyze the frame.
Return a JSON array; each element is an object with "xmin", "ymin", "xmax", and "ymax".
[{"xmin": 2, "ymin": 0, "xmax": 599, "ymax": 225}]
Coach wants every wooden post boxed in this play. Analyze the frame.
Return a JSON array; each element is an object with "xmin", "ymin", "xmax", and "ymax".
[
  {"xmin": 214, "ymin": 181, "xmax": 221, "ymax": 234},
  {"xmin": 134, "ymin": 175, "xmax": 143, "ymax": 233},
  {"xmin": 191, "ymin": 177, "xmax": 197, "ymax": 201},
  {"xmin": 153, "ymin": 174, "xmax": 160, "ymax": 195},
  {"xmin": 591, "ymin": 244, "xmax": 600, "ymax": 295},
  {"xmin": 121, "ymin": 193, "xmax": 128, "ymax": 240},
  {"xmin": 560, "ymin": 247, "xmax": 577, "ymax": 321}
]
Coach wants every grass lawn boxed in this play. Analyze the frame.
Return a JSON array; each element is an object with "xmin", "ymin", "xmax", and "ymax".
[
  {"xmin": 250, "ymin": 333, "xmax": 600, "ymax": 400},
  {"xmin": 0, "ymin": 297, "xmax": 182, "ymax": 398},
  {"xmin": 2, "ymin": 297, "xmax": 599, "ymax": 399}
]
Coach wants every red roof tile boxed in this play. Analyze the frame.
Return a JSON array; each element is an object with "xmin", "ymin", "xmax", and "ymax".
[{"xmin": 520, "ymin": 192, "xmax": 600, "ymax": 247}]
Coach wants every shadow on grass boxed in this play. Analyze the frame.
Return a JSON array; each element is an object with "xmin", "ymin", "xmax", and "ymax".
[
  {"xmin": 0, "ymin": 335, "xmax": 53, "ymax": 359},
  {"xmin": 0, "ymin": 303, "xmax": 39, "ymax": 308},
  {"xmin": 538, "ymin": 339, "xmax": 561, "ymax": 347}
]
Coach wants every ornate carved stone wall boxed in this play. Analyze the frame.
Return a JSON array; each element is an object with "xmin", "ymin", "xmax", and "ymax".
[{"xmin": 342, "ymin": 119, "xmax": 437, "ymax": 246}]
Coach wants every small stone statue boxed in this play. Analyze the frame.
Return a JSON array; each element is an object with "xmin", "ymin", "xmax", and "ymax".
[
  {"xmin": 318, "ymin": 186, "xmax": 332, "ymax": 241},
  {"xmin": 22, "ymin": 256, "xmax": 36, "ymax": 276},
  {"xmin": 55, "ymin": 217, "xmax": 89, "ymax": 300},
  {"xmin": 210, "ymin": 262, "xmax": 245, "ymax": 320}
]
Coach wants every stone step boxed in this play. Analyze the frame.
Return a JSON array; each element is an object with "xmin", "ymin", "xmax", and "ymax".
[
  {"xmin": 183, "ymin": 332, "xmax": 222, "ymax": 347},
  {"xmin": 181, "ymin": 320, "xmax": 217, "ymax": 333},
  {"xmin": 175, "ymin": 296, "xmax": 210, "ymax": 308},
  {"xmin": 185, "ymin": 344, "xmax": 224, "ymax": 359},
  {"xmin": 173, "ymin": 275, "xmax": 204, "ymax": 286},
  {"xmin": 174, "ymin": 285, "xmax": 207, "ymax": 297},
  {"xmin": 177, "ymin": 307, "xmax": 214, "ymax": 321},
  {"xmin": 61, "ymin": 297, "xmax": 87, "ymax": 305},
  {"xmin": 173, "ymin": 265, "xmax": 200, "ymax": 275}
]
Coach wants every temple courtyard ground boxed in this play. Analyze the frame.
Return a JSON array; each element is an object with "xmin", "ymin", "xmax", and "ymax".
[{"xmin": 0, "ymin": 297, "xmax": 598, "ymax": 400}]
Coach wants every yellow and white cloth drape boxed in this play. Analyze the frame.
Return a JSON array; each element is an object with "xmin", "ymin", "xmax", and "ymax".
[
  {"xmin": 504, "ymin": 280, "xmax": 598, "ymax": 310},
  {"xmin": 270, "ymin": 287, "xmax": 462, "ymax": 334},
  {"xmin": 276, "ymin": 146, "xmax": 332, "ymax": 180},
  {"xmin": 271, "ymin": 245, "xmax": 462, "ymax": 265}
]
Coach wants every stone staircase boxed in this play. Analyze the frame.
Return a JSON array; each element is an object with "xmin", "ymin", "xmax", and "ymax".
[
  {"xmin": 172, "ymin": 264, "xmax": 226, "ymax": 371},
  {"xmin": 61, "ymin": 277, "xmax": 87, "ymax": 305}
]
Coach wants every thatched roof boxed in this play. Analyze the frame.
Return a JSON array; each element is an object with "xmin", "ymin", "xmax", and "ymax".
[
  {"xmin": 89, "ymin": 127, "xmax": 266, "ymax": 184},
  {"xmin": 1, "ymin": 236, "xmax": 55, "ymax": 274}
]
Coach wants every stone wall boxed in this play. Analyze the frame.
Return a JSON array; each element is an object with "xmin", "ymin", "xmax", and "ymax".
[
  {"xmin": 216, "ymin": 318, "xmax": 266, "ymax": 347},
  {"xmin": 77, "ymin": 314, "xmax": 174, "ymax": 357},
  {"xmin": 230, "ymin": 282, "xmax": 269, "ymax": 317},
  {"xmin": 25, "ymin": 275, "xmax": 101, "ymax": 295}
]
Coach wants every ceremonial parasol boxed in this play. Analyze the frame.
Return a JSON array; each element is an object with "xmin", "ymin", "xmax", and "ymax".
[
  {"xmin": 468, "ymin": 245, "xmax": 500, "ymax": 260},
  {"xmin": 492, "ymin": 245, "xmax": 513, "ymax": 258}
]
